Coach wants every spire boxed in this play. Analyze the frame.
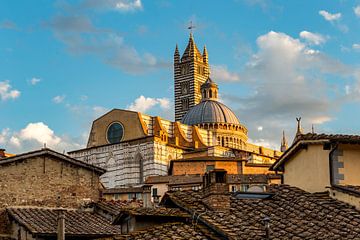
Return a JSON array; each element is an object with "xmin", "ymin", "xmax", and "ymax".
[
  {"xmin": 181, "ymin": 33, "xmax": 202, "ymax": 61},
  {"xmin": 280, "ymin": 130, "xmax": 288, "ymax": 152},
  {"xmin": 311, "ymin": 124, "xmax": 315, "ymax": 134},
  {"xmin": 203, "ymin": 45, "xmax": 208, "ymax": 63},
  {"xmin": 174, "ymin": 44, "xmax": 180, "ymax": 64}
]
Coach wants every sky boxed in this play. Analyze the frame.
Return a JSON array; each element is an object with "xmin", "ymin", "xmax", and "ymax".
[{"xmin": 1, "ymin": 0, "xmax": 360, "ymax": 153}]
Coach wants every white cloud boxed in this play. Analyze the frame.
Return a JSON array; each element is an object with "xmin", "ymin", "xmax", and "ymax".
[
  {"xmin": 353, "ymin": 44, "xmax": 360, "ymax": 50},
  {"xmin": 299, "ymin": 31, "xmax": 326, "ymax": 45},
  {"xmin": 0, "ymin": 128, "xmax": 10, "ymax": 144},
  {"xmin": 115, "ymin": 0, "xmax": 142, "ymax": 11},
  {"xmin": 0, "ymin": 80, "xmax": 20, "ymax": 101},
  {"xmin": 29, "ymin": 77, "xmax": 41, "ymax": 85},
  {"xmin": 309, "ymin": 116, "xmax": 332, "ymax": 124},
  {"xmin": 257, "ymin": 126, "xmax": 263, "ymax": 131},
  {"xmin": 354, "ymin": 5, "xmax": 360, "ymax": 17},
  {"xmin": 319, "ymin": 10, "xmax": 341, "ymax": 21},
  {"xmin": 53, "ymin": 95, "xmax": 66, "ymax": 104},
  {"xmin": 127, "ymin": 95, "xmax": 170, "ymax": 113},
  {"xmin": 223, "ymin": 31, "xmax": 354, "ymax": 149},
  {"xmin": 18, "ymin": 122, "xmax": 61, "ymax": 146},
  {"xmin": 211, "ymin": 65, "xmax": 240, "ymax": 82},
  {"xmin": 1, "ymin": 123, "xmax": 85, "ymax": 153},
  {"xmin": 79, "ymin": 0, "xmax": 143, "ymax": 12},
  {"xmin": 92, "ymin": 106, "xmax": 109, "ymax": 117}
]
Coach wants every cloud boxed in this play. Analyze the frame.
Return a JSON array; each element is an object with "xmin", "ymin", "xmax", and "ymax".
[
  {"xmin": 53, "ymin": 95, "xmax": 66, "ymax": 104},
  {"xmin": 211, "ymin": 65, "xmax": 240, "ymax": 82},
  {"xmin": 0, "ymin": 128, "xmax": 10, "ymax": 144},
  {"xmin": 127, "ymin": 95, "xmax": 170, "ymax": 113},
  {"xmin": 0, "ymin": 20, "xmax": 18, "ymax": 30},
  {"xmin": 0, "ymin": 80, "xmax": 20, "ymax": 101},
  {"xmin": 354, "ymin": 5, "xmax": 360, "ymax": 17},
  {"xmin": 0, "ymin": 123, "xmax": 85, "ymax": 153},
  {"xmin": 79, "ymin": 0, "xmax": 143, "ymax": 12},
  {"xmin": 48, "ymin": 15, "xmax": 97, "ymax": 33},
  {"xmin": 318, "ymin": 10, "xmax": 347, "ymax": 33},
  {"xmin": 47, "ymin": 14, "xmax": 169, "ymax": 74},
  {"xmin": 223, "ymin": 31, "xmax": 355, "ymax": 148},
  {"xmin": 29, "ymin": 77, "xmax": 41, "ymax": 85},
  {"xmin": 299, "ymin": 31, "xmax": 327, "ymax": 45},
  {"xmin": 353, "ymin": 44, "xmax": 360, "ymax": 51},
  {"xmin": 319, "ymin": 10, "xmax": 341, "ymax": 21}
]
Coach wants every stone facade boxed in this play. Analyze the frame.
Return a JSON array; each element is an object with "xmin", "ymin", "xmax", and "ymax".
[
  {"xmin": 0, "ymin": 149, "xmax": 104, "ymax": 234},
  {"xmin": 71, "ymin": 137, "xmax": 184, "ymax": 188}
]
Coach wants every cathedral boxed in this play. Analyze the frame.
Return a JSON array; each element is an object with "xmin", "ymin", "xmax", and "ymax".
[{"xmin": 68, "ymin": 34, "xmax": 282, "ymax": 188}]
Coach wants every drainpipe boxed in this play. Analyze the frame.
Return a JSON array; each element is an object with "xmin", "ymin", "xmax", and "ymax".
[{"xmin": 329, "ymin": 143, "xmax": 338, "ymax": 187}]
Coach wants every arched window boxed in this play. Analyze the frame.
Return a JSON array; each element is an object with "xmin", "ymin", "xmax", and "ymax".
[{"xmin": 209, "ymin": 90, "xmax": 212, "ymax": 98}]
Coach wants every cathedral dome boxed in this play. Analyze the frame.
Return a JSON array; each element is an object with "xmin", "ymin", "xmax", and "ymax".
[
  {"xmin": 181, "ymin": 77, "xmax": 241, "ymax": 126},
  {"xmin": 181, "ymin": 100, "xmax": 240, "ymax": 125}
]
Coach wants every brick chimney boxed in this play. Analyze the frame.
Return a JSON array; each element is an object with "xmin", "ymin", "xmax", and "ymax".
[
  {"xmin": 141, "ymin": 184, "xmax": 153, "ymax": 208},
  {"xmin": 0, "ymin": 149, "xmax": 5, "ymax": 158},
  {"xmin": 202, "ymin": 169, "xmax": 230, "ymax": 211}
]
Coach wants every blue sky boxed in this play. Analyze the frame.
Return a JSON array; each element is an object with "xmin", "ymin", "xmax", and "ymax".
[{"xmin": 1, "ymin": 0, "xmax": 360, "ymax": 153}]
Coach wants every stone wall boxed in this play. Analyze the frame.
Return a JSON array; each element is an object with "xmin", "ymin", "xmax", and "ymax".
[{"xmin": 0, "ymin": 155, "xmax": 101, "ymax": 234}]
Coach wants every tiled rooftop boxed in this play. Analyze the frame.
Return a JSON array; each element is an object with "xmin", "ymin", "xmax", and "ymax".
[
  {"xmin": 95, "ymin": 200, "xmax": 143, "ymax": 215},
  {"xmin": 113, "ymin": 222, "xmax": 217, "ymax": 240},
  {"xmin": 7, "ymin": 207, "xmax": 122, "ymax": 237},
  {"xmin": 162, "ymin": 184, "xmax": 360, "ymax": 239}
]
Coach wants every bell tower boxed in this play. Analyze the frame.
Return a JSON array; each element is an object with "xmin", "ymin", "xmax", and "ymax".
[{"xmin": 174, "ymin": 33, "xmax": 210, "ymax": 122}]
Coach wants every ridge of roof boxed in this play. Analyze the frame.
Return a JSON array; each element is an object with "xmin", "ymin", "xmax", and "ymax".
[{"xmin": 0, "ymin": 148, "xmax": 106, "ymax": 174}]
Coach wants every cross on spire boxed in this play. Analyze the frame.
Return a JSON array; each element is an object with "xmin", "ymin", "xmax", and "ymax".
[{"xmin": 188, "ymin": 21, "xmax": 196, "ymax": 33}]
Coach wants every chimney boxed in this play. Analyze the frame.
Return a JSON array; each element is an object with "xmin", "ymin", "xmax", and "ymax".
[
  {"xmin": 0, "ymin": 149, "xmax": 5, "ymax": 158},
  {"xmin": 202, "ymin": 169, "xmax": 230, "ymax": 211},
  {"xmin": 142, "ymin": 185, "xmax": 153, "ymax": 208},
  {"xmin": 56, "ymin": 208, "xmax": 65, "ymax": 240}
]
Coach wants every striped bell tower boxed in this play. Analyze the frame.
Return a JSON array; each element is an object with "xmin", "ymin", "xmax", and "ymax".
[{"xmin": 174, "ymin": 34, "xmax": 210, "ymax": 122}]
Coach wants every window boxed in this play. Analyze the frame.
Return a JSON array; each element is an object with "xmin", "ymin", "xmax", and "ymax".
[
  {"xmin": 231, "ymin": 186, "xmax": 237, "ymax": 192},
  {"xmin": 107, "ymin": 122, "xmax": 124, "ymax": 144},
  {"xmin": 181, "ymin": 98, "xmax": 189, "ymax": 110},
  {"xmin": 206, "ymin": 165, "xmax": 215, "ymax": 172},
  {"xmin": 152, "ymin": 188, "xmax": 158, "ymax": 197}
]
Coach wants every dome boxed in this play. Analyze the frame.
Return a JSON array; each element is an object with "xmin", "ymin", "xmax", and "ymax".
[{"xmin": 181, "ymin": 100, "xmax": 240, "ymax": 126}]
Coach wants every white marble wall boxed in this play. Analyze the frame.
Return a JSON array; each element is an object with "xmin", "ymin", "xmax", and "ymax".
[{"xmin": 69, "ymin": 140, "xmax": 184, "ymax": 188}]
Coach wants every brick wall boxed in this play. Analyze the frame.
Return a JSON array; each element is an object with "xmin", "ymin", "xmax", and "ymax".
[{"xmin": 0, "ymin": 155, "xmax": 102, "ymax": 233}]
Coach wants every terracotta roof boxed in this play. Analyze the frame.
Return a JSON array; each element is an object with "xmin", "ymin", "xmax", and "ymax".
[
  {"xmin": 271, "ymin": 133, "xmax": 360, "ymax": 171},
  {"xmin": 95, "ymin": 200, "xmax": 143, "ymax": 216},
  {"xmin": 296, "ymin": 133, "xmax": 360, "ymax": 143},
  {"xmin": 113, "ymin": 222, "xmax": 220, "ymax": 240},
  {"xmin": 0, "ymin": 148, "xmax": 105, "ymax": 174},
  {"xmin": 102, "ymin": 186, "xmax": 151, "ymax": 194},
  {"xmin": 146, "ymin": 174, "xmax": 279, "ymax": 185},
  {"xmin": 117, "ymin": 207, "xmax": 189, "ymax": 218},
  {"xmin": 7, "ymin": 207, "xmax": 122, "ymax": 237},
  {"xmin": 162, "ymin": 184, "xmax": 360, "ymax": 239}
]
